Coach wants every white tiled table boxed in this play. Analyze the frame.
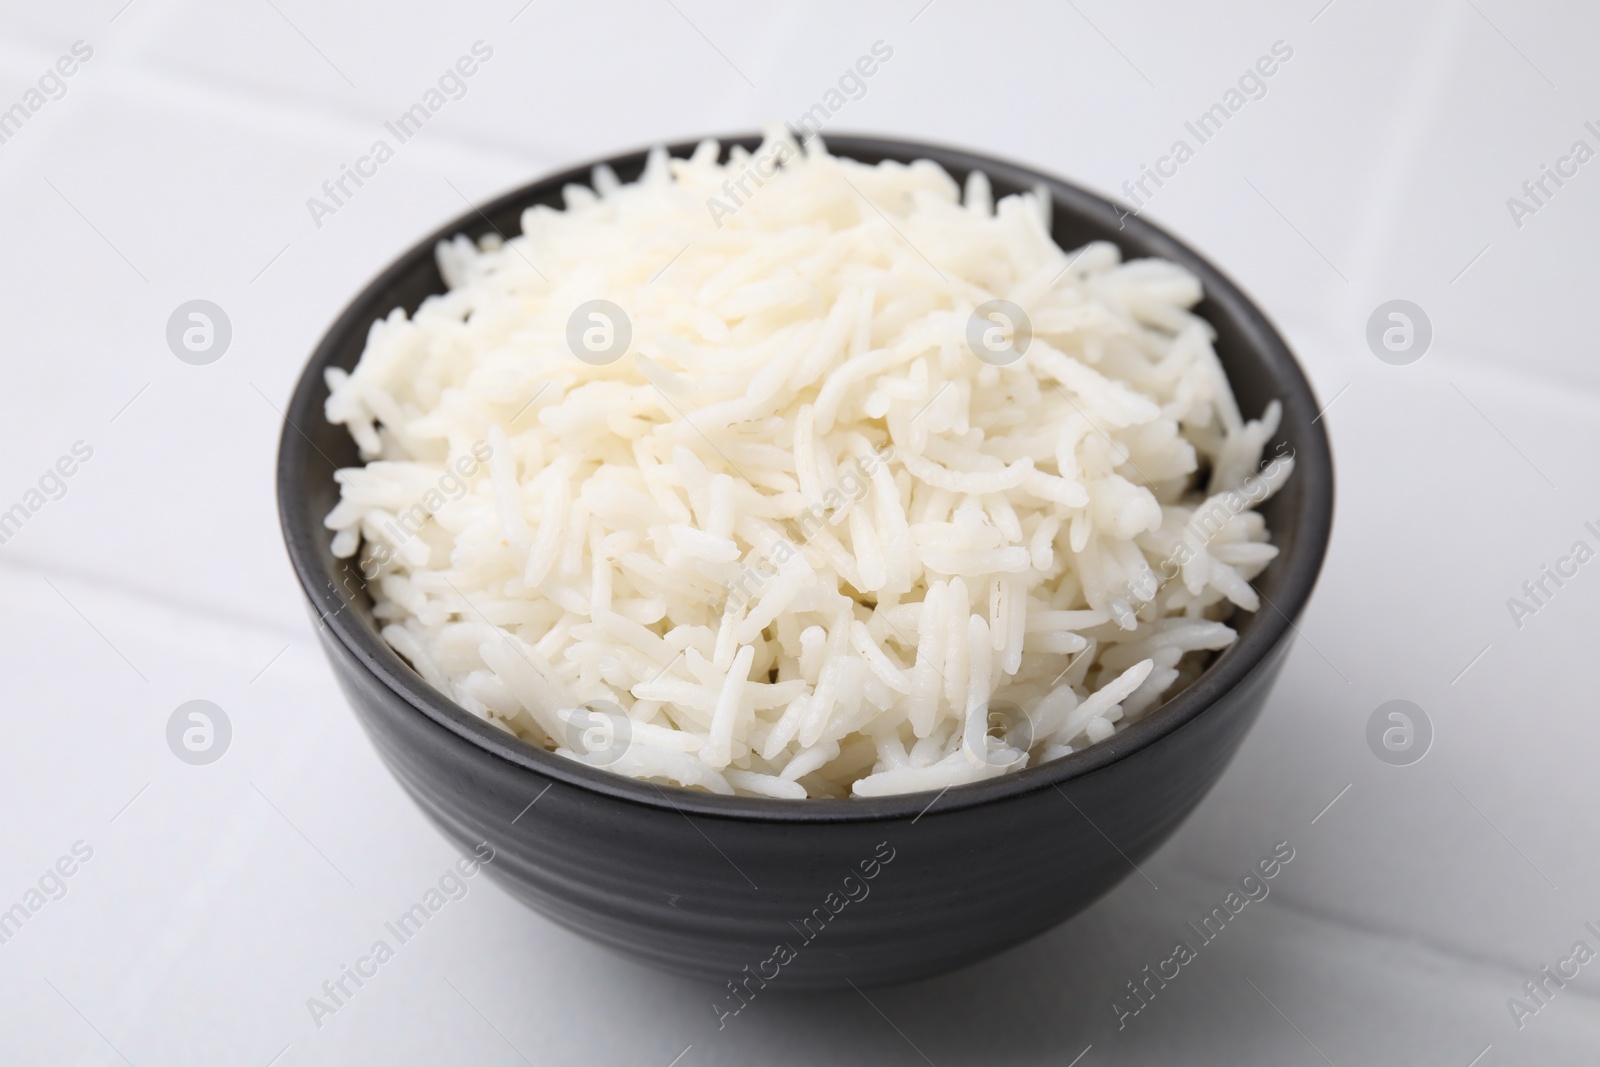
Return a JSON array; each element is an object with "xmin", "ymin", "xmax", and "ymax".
[{"xmin": 2, "ymin": 1, "xmax": 1597, "ymax": 1063}]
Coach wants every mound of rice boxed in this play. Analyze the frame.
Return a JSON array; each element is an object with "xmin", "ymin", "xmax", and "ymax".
[{"xmin": 322, "ymin": 130, "xmax": 1292, "ymax": 800}]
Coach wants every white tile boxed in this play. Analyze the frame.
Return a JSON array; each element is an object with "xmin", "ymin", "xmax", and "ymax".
[{"xmin": 5, "ymin": 0, "xmax": 1600, "ymax": 1061}]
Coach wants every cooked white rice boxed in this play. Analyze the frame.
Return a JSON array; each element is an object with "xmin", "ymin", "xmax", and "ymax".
[{"xmin": 322, "ymin": 129, "xmax": 1293, "ymax": 799}]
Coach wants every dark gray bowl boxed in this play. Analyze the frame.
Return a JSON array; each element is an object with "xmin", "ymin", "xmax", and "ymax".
[{"xmin": 276, "ymin": 133, "xmax": 1333, "ymax": 991}]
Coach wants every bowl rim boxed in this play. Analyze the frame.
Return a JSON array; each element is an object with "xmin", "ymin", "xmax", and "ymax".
[{"xmin": 276, "ymin": 131, "xmax": 1334, "ymax": 825}]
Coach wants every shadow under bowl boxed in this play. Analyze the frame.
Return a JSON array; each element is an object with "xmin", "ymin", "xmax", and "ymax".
[{"xmin": 276, "ymin": 133, "xmax": 1334, "ymax": 990}]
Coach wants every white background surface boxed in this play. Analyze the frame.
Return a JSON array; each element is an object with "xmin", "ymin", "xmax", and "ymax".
[{"xmin": 1, "ymin": 1, "xmax": 1597, "ymax": 1064}]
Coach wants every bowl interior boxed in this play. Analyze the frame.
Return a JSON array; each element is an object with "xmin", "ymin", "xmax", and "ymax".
[{"xmin": 277, "ymin": 132, "xmax": 1333, "ymax": 820}]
